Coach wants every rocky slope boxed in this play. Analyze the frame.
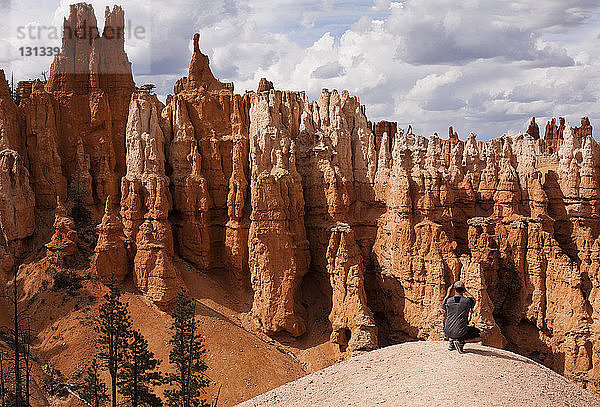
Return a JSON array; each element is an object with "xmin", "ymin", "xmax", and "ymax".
[
  {"xmin": 1, "ymin": 2, "xmax": 600, "ymax": 405},
  {"xmin": 238, "ymin": 341, "xmax": 600, "ymax": 407}
]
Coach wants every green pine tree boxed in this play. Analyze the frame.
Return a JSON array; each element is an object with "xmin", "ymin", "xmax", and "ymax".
[
  {"xmin": 165, "ymin": 289, "xmax": 210, "ymax": 407},
  {"xmin": 95, "ymin": 280, "xmax": 133, "ymax": 407},
  {"xmin": 118, "ymin": 330, "xmax": 163, "ymax": 407},
  {"xmin": 80, "ymin": 359, "xmax": 109, "ymax": 407}
]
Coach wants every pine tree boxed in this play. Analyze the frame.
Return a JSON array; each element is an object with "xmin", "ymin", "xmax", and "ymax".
[
  {"xmin": 1, "ymin": 257, "xmax": 32, "ymax": 407},
  {"xmin": 165, "ymin": 289, "xmax": 210, "ymax": 407},
  {"xmin": 80, "ymin": 359, "xmax": 109, "ymax": 407},
  {"xmin": 95, "ymin": 280, "xmax": 133, "ymax": 407},
  {"xmin": 119, "ymin": 330, "xmax": 163, "ymax": 407}
]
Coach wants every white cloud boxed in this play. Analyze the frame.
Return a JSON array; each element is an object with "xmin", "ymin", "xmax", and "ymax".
[{"xmin": 1, "ymin": 0, "xmax": 599, "ymax": 139}]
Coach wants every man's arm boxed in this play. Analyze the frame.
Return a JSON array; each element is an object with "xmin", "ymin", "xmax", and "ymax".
[
  {"xmin": 442, "ymin": 285, "xmax": 453, "ymax": 309},
  {"xmin": 463, "ymin": 288, "xmax": 474, "ymax": 299},
  {"xmin": 465, "ymin": 292, "xmax": 476, "ymax": 322}
]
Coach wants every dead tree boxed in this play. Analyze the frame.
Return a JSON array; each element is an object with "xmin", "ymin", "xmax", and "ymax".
[
  {"xmin": 1, "ymin": 254, "xmax": 34, "ymax": 407},
  {"xmin": 0, "ymin": 349, "xmax": 5, "ymax": 407},
  {"xmin": 22, "ymin": 320, "xmax": 33, "ymax": 407}
]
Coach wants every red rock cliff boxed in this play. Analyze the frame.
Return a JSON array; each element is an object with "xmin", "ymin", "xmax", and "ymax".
[
  {"xmin": 20, "ymin": 3, "xmax": 134, "ymax": 212},
  {"xmin": 120, "ymin": 91, "xmax": 182, "ymax": 305}
]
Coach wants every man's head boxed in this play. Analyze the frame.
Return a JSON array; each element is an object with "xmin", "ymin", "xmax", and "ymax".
[{"xmin": 453, "ymin": 281, "xmax": 465, "ymax": 294}]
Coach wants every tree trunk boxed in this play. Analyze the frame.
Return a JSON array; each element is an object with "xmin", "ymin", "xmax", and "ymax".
[
  {"xmin": 110, "ymin": 333, "xmax": 116, "ymax": 407},
  {"xmin": 133, "ymin": 363, "xmax": 138, "ymax": 407},
  {"xmin": 24, "ymin": 347, "xmax": 30, "ymax": 407},
  {"xmin": 13, "ymin": 269, "xmax": 22, "ymax": 407},
  {"xmin": 0, "ymin": 351, "xmax": 5, "ymax": 407},
  {"xmin": 111, "ymin": 370, "xmax": 116, "ymax": 407}
]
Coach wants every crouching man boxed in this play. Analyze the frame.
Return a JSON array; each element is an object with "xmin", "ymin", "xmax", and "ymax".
[{"xmin": 442, "ymin": 281, "xmax": 481, "ymax": 353}]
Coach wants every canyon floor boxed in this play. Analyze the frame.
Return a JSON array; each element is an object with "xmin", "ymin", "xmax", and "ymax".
[
  {"xmin": 239, "ymin": 341, "xmax": 600, "ymax": 407},
  {"xmin": 1, "ymin": 250, "xmax": 344, "ymax": 407}
]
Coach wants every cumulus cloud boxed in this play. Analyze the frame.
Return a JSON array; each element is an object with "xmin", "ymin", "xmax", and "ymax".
[
  {"xmin": 385, "ymin": 0, "xmax": 585, "ymax": 66},
  {"xmin": 311, "ymin": 61, "xmax": 345, "ymax": 79},
  {"xmin": 1, "ymin": 0, "xmax": 599, "ymax": 139}
]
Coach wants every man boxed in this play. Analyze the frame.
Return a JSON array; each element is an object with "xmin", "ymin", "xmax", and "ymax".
[{"xmin": 442, "ymin": 281, "xmax": 481, "ymax": 353}]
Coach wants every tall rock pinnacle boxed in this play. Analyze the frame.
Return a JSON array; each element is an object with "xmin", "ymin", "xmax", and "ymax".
[
  {"xmin": 19, "ymin": 2, "xmax": 134, "ymax": 212},
  {"xmin": 185, "ymin": 33, "xmax": 234, "ymax": 92}
]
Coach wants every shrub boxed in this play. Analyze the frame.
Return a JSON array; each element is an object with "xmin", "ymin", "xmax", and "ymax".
[{"xmin": 48, "ymin": 266, "xmax": 83, "ymax": 295}]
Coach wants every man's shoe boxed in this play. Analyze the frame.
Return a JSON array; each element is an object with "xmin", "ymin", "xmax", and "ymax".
[
  {"xmin": 454, "ymin": 340, "xmax": 464, "ymax": 354},
  {"xmin": 448, "ymin": 341, "xmax": 456, "ymax": 351}
]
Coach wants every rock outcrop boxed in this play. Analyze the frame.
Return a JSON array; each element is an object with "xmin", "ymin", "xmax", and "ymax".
[
  {"xmin": 372, "ymin": 120, "xmax": 397, "ymax": 155},
  {"xmin": 527, "ymin": 117, "xmax": 540, "ymax": 139},
  {"xmin": 545, "ymin": 117, "xmax": 565, "ymax": 154},
  {"xmin": 0, "ymin": 70, "xmax": 22, "ymax": 154},
  {"xmin": 257, "ymin": 78, "xmax": 274, "ymax": 93},
  {"xmin": 19, "ymin": 3, "xmax": 134, "ymax": 212},
  {"xmin": 185, "ymin": 33, "xmax": 233, "ymax": 93},
  {"xmin": 92, "ymin": 196, "xmax": 128, "ymax": 282},
  {"xmin": 45, "ymin": 196, "xmax": 78, "ymax": 263},
  {"xmin": 368, "ymin": 120, "xmax": 600, "ymax": 392},
  {"xmin": 19, "ymin": 80, "xmax": 67, "ymax": 208},
  {"xmin": 0, "ymin": 72, "xmax": 35, "ymax": 275},
  {"xmin": 295, "ymin": 88, "xmax": 378, "ymax": 349},
  {"xmin": 327, "ymin": 224, "xmax": 377, "ymax": 352},
  {"xmin": 163, "ymin": 35, "xmax": 251, "ymax": 282},
  {"xmin": 121, "ymin": 92, "xmax": 181, "ymax": 305},
  {"xmin": 0, "ymin": 149, "xmax": 35, "ymax": 273},
  {"xmin": 248, "ymin": 90, "xmax": 310, "ymax": 336}
]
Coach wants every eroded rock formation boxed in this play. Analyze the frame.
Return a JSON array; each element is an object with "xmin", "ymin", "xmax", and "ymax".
[
  {"xmin": 45, "ymin": 196, "xmax": 78, "ymax": 263},
  {"xmin": 372, "ymin": 120, "xmax": 397, "ymax": 155},
  {"xmin": 0, "ymin": 149, "xmax": 35, "ymax": 274},
  {"xmin": 185, "ymin": 33, "xmax": 233, "ymax": 93},
  {"xmin": 19, "ymin": 80, "xmax": 67, "ymax": 208},
  {"xmin": 120, "ymin": 92, "xmax": 181, "ymax": 305},
  {"xmin": 545, "ymin": 117, "xmax": 565, "ymax": 154},
  {"xmin": 0, "ymin": 70, "xmax": 22, "ymax": 154},
  {"xmin": 295, "ymin": 88, "xmax": 378, "ymax": 348},
  {"xmin": 248, "ymin": 90, "xmax": 310, "ymax": 336},
  {"xmin": 257, "ymin": 78, "xmax": 274, "ymax": 93},
  {"xmin": 4, "ymin": 2, "xmax": 600, "ymax": 396},
  {"xmin": 368, "ymin": 120, "xmax": 600, "ymax": 392},
  {"xmin": 92, "ymin": 196, "xmax": 128, "ymax": 282},
  {"xmin": 327, "ymin": 224, "xmax": 377, "ymax": 352},
  {"xmin": 19, "ymin": 3, "xmax": 133, "ymax": 211},
  {"xmin": 163, "ymin": 40, "xmax": 251, "ymax": 279},
  {"xmin": 527, "ymin": 117, "xmax": 540, "ymax": 139}
]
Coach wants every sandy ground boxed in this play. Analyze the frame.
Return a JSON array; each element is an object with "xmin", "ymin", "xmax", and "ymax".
[
  {"xmin": 13, "ymin": 256, "xmax": 309, "ymax": 406},
  {"xmin": 237, "ymin": 341, "xmax": 600, "ymax": 407}
]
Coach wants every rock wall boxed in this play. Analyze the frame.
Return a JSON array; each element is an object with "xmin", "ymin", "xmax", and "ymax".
[
  {"xmin": 0, "ymin": 70, "xmax": 22, "ymax": 154},
  {"xmin": 295, "ymin": 89, "xmax": 377, "ymax": 349},
  {"xmin": 369, "ymin": 123, "xmax": 600, "ymax": 392},
  {"xmin": 120, "ymin": 92, "xmax": 181, "ymax": 305},
  {"xmin": 0, "ymin": 149, "xmax": 35, "ymax": 273},
  {"xmin": 19, "ymin": 3, "xmax": 133, "ymax": 211},
  {"xmin": 247, "ymin": 90, "xmax": 310, "ymax": 336},
  {"xmin": 0, "ymin": 71, "xmax": 35, "ymax": 274},
  {"xmin": 163, "ymin": 40, "xmax": 251, "ymax": 279},
  {"xmin": 19, "ymin": 80, "xmax": 67, "ymax": 208}
]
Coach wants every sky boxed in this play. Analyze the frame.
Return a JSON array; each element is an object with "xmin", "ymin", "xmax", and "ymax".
[{"xmin": 1, "ymin": 0, "xmax": 600, "ymax": 139}]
